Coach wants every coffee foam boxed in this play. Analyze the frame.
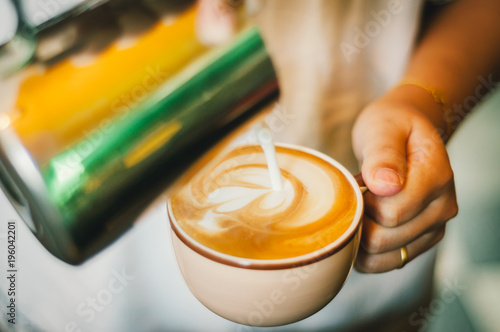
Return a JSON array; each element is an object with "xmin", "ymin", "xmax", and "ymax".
[{"xmin": 170, "ymin": 145, "xmax": 357, "ymax": 259}]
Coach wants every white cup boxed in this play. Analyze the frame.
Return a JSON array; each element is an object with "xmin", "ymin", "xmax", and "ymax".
[{"xmin": 167, "ymin": 143, "xmax": 364, "ymax": 326}]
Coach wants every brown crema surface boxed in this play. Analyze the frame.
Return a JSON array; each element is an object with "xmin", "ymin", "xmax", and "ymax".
[{"xmin": 170, "ymin": 145, "xmax": 357, "ymax": 259}]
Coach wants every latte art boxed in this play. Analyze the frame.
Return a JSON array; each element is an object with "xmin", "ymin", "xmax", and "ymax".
[{"xmin": 170, "ymin": 145, "xmax": 357, "ymax": 259}]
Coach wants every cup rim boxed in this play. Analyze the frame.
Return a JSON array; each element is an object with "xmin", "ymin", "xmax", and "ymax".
[{"xmin": 168, "ymin": 143, "xmax": 364, "ymax": 270}]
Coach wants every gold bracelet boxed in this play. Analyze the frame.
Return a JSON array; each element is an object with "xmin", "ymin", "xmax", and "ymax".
[{"xmin": 398, "ymin": 79, "xmax": 452, "ymax": 139}]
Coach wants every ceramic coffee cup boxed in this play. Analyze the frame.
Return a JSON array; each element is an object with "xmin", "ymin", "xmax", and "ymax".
[{"xmin": 167, "ymin": 143, "xmax": 365, "ymax": 326}]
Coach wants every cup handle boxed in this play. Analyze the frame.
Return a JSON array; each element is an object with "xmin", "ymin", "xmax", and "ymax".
[{"xmin": 354, "ymin": 173, "xmax": 368, "ymax": 194}]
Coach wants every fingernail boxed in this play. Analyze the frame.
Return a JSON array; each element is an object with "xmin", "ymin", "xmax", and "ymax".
[{"xmin": 374, "ymin": 168, "xmax": 402, "ymax": 186}]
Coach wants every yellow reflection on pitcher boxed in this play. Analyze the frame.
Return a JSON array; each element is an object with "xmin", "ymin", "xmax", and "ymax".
[{"xmin": 12, "ymin": 7, "xmax": 206, "ymax": 162}]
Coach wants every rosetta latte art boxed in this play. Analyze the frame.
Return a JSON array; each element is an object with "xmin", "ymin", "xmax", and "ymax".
[{"xmin": 171, "ymin": 145, "xmax": 357, "ymax": 259}]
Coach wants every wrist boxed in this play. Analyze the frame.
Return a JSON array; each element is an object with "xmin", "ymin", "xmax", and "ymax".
[{"xmin": 383, "ymin": 83, "xmax": 451, "ymax": 142}]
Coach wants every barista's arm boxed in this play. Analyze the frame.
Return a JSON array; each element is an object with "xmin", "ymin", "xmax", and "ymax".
[
  {"xmin": 353, "ymin": 0, "xmax": 500, "ymax": 272},
  {"xmin": 395, "ymin": 0, "xmax": 500, "ymax": 140}
]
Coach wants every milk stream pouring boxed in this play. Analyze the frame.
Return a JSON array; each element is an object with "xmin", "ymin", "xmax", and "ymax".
[{"xmin": 0, "ymin": 1, "xmax": 278, "ymax": 264}]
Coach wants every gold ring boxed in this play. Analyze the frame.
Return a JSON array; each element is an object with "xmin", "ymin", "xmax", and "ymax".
[{"xmin": 399, "ymin": 246, "xmax": 408, "ymax": 269}]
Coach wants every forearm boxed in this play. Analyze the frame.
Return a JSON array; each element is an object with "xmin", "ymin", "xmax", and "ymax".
[{"xmin": 399, "ymin": 0, "xmax": 500, "ymax": 140}]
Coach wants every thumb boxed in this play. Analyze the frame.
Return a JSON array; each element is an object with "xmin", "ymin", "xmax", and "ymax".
[
  {"xmin": 353, "ymin": 118, "xmax": 408, "ymax": 197},
  {"xmin": 196, "ymin": 0, "xmax": 239, "ymax": 45}
]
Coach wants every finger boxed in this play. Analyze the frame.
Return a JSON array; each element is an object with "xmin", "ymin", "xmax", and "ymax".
[
  {"xmin": 355, "ymin": 226, "xmax": 446, "ymax": 273},
  {"xmin": 353, "ymin": 107, "xmax": 409, "ymax": 197},
  {"xmin": 196, "ymin": 0, "xmax": 240, "ymax": 45},
  {"xmin": 360, "ymin": 188, "xmax": 457, "ymax": 254},
  {"xmin": 363, "ymin": 122, "xmax": 455, "ymax": 227}
]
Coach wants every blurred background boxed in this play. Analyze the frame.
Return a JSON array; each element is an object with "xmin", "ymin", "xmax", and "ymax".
[
  {"xmin": 0, "ymin": 0, "xmax": 499, "ymax": 331},
  {"xmin": 427, "ymin": 84, "xmax": 500, "ymax": 332}
]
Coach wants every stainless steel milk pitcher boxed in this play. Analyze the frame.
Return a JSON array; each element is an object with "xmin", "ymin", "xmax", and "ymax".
[{"xmin": 0, "ymin": 0, "xmax": 278, "ymax": 264}]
